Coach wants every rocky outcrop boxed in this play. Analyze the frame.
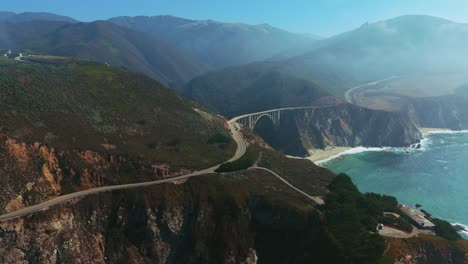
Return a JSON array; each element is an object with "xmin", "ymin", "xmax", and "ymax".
[
  {"xmin": 254, "ymin": 103, "xmax": 422, "ymax": 156},
  {"xmin": 385, "ymin": 236, "xmax": 468, "ymax": 264},
  {"xmin": 0, "ymin": 137, "xmax": 185, "ymax": 215}
]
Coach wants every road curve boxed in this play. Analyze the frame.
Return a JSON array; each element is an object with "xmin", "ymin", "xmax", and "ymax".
[
  {"xmin": 250, "ymin": 166, "xmax": 324, "ymax": 205},
  {"xmin": 0, "ymin": 118, "xmax": 246, "ymax": 221},
  {"xmin": 344, "ymin": 76, "xmax": 405, "ymax": 104},
  {"xmin": 0, "ymin": 106, "xmax": 323, "ymax": 221}
]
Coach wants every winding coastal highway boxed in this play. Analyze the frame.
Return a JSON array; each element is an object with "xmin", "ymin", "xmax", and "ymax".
[
  {"xmin": 0, "ymin": 119, "xmax": 245, "ymax": 221},
  {"xmin": 5, "ymin": 86, "xmax": 414, "ymax": 222},
  {"xmin": 0, "ymin": 112, "xmax": 321, "ymax": 222}
]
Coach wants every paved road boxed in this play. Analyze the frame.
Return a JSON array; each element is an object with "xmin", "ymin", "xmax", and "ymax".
[
  {"xmin": 0, "ymin": 107, "xmax": 323, "ymax": 221},
  {"xmin": 0, "ymin": 118, "xmax": 246, "ymax": 221},
  {"xmin": 378, "ymin": 225, "xmax": 434, "ymax": 238},
  {"xmin": 250, "ymin": 167, "xmax": 325, "ymax": 205},
  {"xmin": 344, "ymin": 76, "xmax": 404, "ymax": 104},
  {"xmin": 14, "ymin": 54, "xmax": 29, "ymax": 63}
]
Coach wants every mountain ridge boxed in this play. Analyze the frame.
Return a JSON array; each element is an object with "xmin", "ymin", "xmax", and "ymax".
[
  {"xmin": 0, "ymin": 20, "xmax": 208, "ymax": 88},
  {"xmin": 0, "ymin": 11, "xmax": 77, "ymax": 23},
  {"xmin": 109, "ymin": 15, "xmax": 319, "ymax": 69}
]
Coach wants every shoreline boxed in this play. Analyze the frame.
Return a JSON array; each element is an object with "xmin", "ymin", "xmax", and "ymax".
[
  {"xmin": 288, "ymin": 128, "xmax": 468, "ymax": 166},
  {"xmin": 419, "ymin": 127, "xmax": 452, "ymax": 134},
  {"xmin": 419, "ymin": 127, "xmax": 468, "ymax": 135},
  {"xmin": 306, "ymin": 147, "xmax": 351, "ymax": 163}
]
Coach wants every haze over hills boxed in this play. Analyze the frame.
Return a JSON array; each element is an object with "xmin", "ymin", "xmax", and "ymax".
[
  {"xmin": 0, "ymin": 12, "xmax": 322, "ymax": 88},
  {"xmin": 284, "ymin": 15, "xmax": 468, "ymax": 95},
  {"xmin": 185, "ymin": 15, "xmax": 468, "ymax": 108},
  {"xmin": 109, "ymin": 15, "xmax": 319, "ymax": 68},
  {"xmin": 0, "ymin": 20, "xmax": 207, "ymax": 88}
]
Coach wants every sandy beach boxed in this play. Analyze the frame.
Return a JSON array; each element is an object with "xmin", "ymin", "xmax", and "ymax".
[
  {"xmin": 419, "ymin": 127, "xmax": 452, "ymax": 134},
  {"xmin": 306, "ymin": 147, "xmax": 351, "ymax": 163}
]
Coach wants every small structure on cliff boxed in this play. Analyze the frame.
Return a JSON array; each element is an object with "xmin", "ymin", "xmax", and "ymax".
[
  {"xmin": 152, "ymin": 164, "xmax": 170, "ymax": 178},
  {"xmin": 399, "ymin": 204, "xmax": 436, "ymax": 230}
]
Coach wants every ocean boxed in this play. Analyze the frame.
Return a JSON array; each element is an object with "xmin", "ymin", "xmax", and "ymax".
[{"xmin": 322, "ymin": 131, "xmax": 468, "ymax": 238}]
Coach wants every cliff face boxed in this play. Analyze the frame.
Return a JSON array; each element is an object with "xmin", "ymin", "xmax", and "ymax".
[
  {"xmin": 385, "ymin": 236, "xmax": 468, "ymax": 264},
  {"xmin": 254, "ymin": 104, "xmax": 422, "ymax": 157},
  {"xmin": 407, "ymin": 96, "xmax": 468, "ymax": 130},
  {"xmin": 0, "ymin": 171, "xmax": 343, "ymax": 264}
]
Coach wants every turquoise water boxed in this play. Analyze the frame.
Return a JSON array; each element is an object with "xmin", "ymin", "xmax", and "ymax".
[{"xmin": 323, "ymin": 132, "xmax": 468, "ymax": 236}]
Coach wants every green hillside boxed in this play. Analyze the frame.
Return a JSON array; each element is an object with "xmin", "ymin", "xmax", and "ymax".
[{"xmin": 0, "ymin": 58, "xmax": 234, "ymax": 170}]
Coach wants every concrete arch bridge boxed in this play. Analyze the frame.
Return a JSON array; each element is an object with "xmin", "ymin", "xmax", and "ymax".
[{"xmin": 230, "ymin": 105, "xmax": 337, "ymax": 130}]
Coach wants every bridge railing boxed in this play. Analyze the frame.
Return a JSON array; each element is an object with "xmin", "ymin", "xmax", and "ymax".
[{"xmin": 229, "ymin": 104, "xmax": 340, "ymax": 129}]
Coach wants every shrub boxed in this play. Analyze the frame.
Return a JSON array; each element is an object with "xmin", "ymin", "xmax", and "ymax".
[
  {"xmin": 432, "ymin": 218, "xmax": 462, "ymax": 241},
  {"xmin": 207, "ymin": 131, "xmax": 232, "ymax": 144},
  {"xmin": 216, "ymin": 146, "xmax": 257, "ymax": 172}
]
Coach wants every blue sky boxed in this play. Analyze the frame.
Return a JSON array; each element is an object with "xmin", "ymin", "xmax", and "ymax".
[{"xmin": 5, "ymin": 0, "xmax": 468, "ymax": 36}]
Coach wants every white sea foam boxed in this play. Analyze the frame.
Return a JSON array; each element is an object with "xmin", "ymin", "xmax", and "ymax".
[
  {"xmin": 314, "ymin": 130, "xmax": 465, "ymax": 165},
  {"xmin": 315, "ymin": 146, "xmax": 390, "ymax": 165},
  {"xmin": 424, "ymin": 130, "xmax": 468, "ymax": 135},
  {"xmin": 451, "ymin": 222, "xmax": 468, "ymax": 238}
]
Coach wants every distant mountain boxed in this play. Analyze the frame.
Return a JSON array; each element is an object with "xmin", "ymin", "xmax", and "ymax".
[
  {"xmin": 0, "ymin": 11, "xmax": 77, "ymax": 23},
  {"xmin": 284, "ymin": 15, "xmax": 468, "ymax": 95},
  {"xmin": 109, "ymin": 15, "xmax": 318, "ymax": 68},
  {"xmin": 0, "ymin": 11, "xmax": 14, "ymax": 21},
  {"xmin": 0, "ymin": 20, "xmax": 207, "ymax": 88},
  {"xmin": 190, "ymin": 15, "xmax": 468, "ymax": 101},
  {"xmin": 0, "ymin": 20, "xmax": 69, "ymax": 48}
]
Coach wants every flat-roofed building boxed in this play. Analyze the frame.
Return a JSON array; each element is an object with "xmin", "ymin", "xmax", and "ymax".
[{"xmin": 399, "ymin": 204, "xmax": 436, "ymax": 230}]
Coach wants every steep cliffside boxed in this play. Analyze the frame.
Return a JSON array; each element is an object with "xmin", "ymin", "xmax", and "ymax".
[
  {"xmin": 384, "ymin": 236, "xmax": 468, "ymax": 264},
  {"xmin": 407, "ymin": 96, "xmax": 468, "ymax": 130},
  {"xmin": 0, "ymin": 171, "xmax": 343, "ymax": 264},
  {"xmin": 254, "ymin": 103, "xmax": 422, "ymax": 157}
]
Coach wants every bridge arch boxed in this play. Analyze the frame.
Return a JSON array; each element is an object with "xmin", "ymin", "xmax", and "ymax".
[
  {"xmin": 251, "ymin": 113, "xmax": 278, "ymax": 130},
  {"xmin": 236, "ymin": 110, "xmax": 281, "ymax": 130}
]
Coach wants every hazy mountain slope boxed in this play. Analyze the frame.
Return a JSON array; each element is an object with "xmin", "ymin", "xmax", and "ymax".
[
  {"xmin": 185, "ymin": 15, "xmax": 468, "ymax": 100},
  {"xmin": 1, "ymin": 21, "xmax": 207, "ymax": 88},
  {"xmin": 285, "ymin": 15, "xmax": 468, "ymax": 96},
  {"xmin": 0, "ymin": 20, "xmax": 68, "ymax": 48},
  {"xmin": 183, "ymin": 62, "xmax": 332, "ymax": 117},
  {"xmin": 0, "ymin": 11, "xmax": 77, "ymax": 23},
  {"xmin": 0, "ymin": 11, "xmax": 14, "ymax": 21},
  {"xmin": 109, "ymin": 15, "xmax": 318, "ymax": 68}
]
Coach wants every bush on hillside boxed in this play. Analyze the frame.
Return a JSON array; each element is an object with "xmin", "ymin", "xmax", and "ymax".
[
  {"xmin": 207, "ymin": 131, "xmax": 232, "ymax": 144},
  {"xmin": 432, "ymin": 218, "xmax": 462, "ymax": 241},
  {"xmin": 215, "ymin": 146, "xmax": 257, "ymax": 173}
]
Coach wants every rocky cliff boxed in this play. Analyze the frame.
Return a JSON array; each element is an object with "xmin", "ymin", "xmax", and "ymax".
[
  {"xmin": 0, "ymin": 170, "xmax": 343, "ymax": 264},
  {"xmin": 385, "ymin": 236, "xmax": 468, "ymax": 264},
  {"xmin": 407, "ymin": 96, "xmax": 468, "ymax": 130},
  {"xmin": 254, "ymin": 103, "xmax": 422, "ymax": 157}
]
